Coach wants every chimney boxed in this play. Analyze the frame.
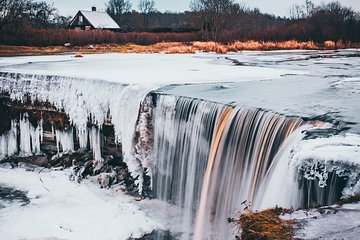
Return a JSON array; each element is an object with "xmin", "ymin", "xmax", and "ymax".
[{"xmin": 92, "ymin": 6, "xmax": 96, "ymax": 11}]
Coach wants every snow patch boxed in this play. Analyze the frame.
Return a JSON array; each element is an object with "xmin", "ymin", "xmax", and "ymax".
[
  {"xmin": 290, "ymin": 133, "xmax": 360, "ymax": 198},
  {"xmin": 0, "ymin": 167, "xmax": 167, "ymax": 240}
]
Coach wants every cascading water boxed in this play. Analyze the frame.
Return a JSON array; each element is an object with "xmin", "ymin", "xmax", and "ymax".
[
  {"xmin": 194, "ymin": 107, "xmax": 303, "ymax": 239},
  {"xmin": 151, "ymin": 95, "xmax": 304, "ymax": 239},
  {"xmin": 152, "ymin": 94, "xmax": 225, "ymax": 239}
]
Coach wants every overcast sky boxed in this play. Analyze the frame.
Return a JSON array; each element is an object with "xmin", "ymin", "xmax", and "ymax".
[{"xmin": 46, "ymin": 0, "xmax": 360, "ymax": 17}]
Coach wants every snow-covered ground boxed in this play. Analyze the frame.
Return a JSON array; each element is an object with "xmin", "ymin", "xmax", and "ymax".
[
  {"xmin": 0, "ymin": 53, "xmax": 303, "ymax": 84},
  {"xmin": 0, "ymin": 167, "xmax": 178, "ymax": 240},
  {"xmin": 282, "ymin": 202, "xmax": 360, "ymax": 239}
]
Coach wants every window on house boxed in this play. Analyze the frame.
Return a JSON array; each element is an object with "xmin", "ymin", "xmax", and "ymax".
[{"xmin": 79, "ymin": 16, "xmax": 83, "ymax": 23}]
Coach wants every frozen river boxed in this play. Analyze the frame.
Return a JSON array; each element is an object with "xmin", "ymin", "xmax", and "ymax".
[
  {"xmin": 1, "ymin": 50, "xmax": 359, "ymax": 132},
  {"xmin": 0, "ymin": 50, "xmax": 359, "ymax": 240}
]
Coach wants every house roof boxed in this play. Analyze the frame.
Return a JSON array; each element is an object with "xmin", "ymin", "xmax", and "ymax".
[{"xmin": 79, "ymin": 10, "xmax": 120, "ymax": 29}]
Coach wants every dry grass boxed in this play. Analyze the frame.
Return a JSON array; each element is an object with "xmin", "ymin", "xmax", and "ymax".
[
  {"xmin": 0, "ymin": 40, "xmax": 357, "ymax": 56},
  {"xmin": 228, "ymin": 40, "xmax": 318, "ymax": 51},
  {"xmin": 232, "ymin": 207, "xmax": 294, "ymax": 240},
  {"xmin": 324, "ymin": 40, "xmax": 336, "ymax": 49},
  {"xmin": 192, "ymin": 41, "xmax": 228, "ymax": 53}
]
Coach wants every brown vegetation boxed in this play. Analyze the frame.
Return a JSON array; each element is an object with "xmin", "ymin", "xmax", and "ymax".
[
  {"xmin": 231, "ymin": 207, "xmax": 294, "ymax": 240},
  {"xmin": 1, "ymin": 1, "xmax": 359, "ymax": 47},
  {"xmin": 1, "ymin": 39, "xmax": 357, "ymax": 56}
]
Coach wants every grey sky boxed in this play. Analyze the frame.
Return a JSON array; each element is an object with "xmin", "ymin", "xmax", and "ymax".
[{"xmin": 46, "ymin": 0, "xmax": 360, "ymax": 17}]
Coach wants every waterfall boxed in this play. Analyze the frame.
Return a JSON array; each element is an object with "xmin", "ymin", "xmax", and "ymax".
[
  {"xmin": 1, "ymin": 71, "xmax": 358, "ymax": 239},
  {"xmin": 193, "ymin": 107, "xmax": 303, "ymax": 240},
  {"xmin": 151, "ymin": 95, "xmax": 304, "ymax": 239},
  {"xmin": 152, "ymin": 95, "xmax": 224, "ymax": 239}
]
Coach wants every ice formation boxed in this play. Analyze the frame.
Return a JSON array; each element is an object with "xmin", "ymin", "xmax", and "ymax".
[
  {"xmin": 0, "ymin": 72, "xmax": 158, "ymax": 188},
  {"xmin": 290, "ymin": 133, "xmax": 360, "ymax": 198},
  {"xmin": 55, "ymin": 129, "xmax": 74, "ymax": 154},
  {"xmin": 0, "ymin": 121, "xmax": 18, "ymax": 159},
  {"xmin": 0, "ymin": 114, "xmax": 79, "ymax": 160}
]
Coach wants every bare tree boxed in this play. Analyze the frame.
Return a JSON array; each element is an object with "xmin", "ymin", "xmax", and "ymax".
[
  {"xmin": 138, "ymin": 0, "xmax": 155, "ymax": 14},
  {"xmin": 289, "ymin": 0, "xmax": 315, "ymax": 20},
  {"xmin": 190, "ymin": 0, "xmax": 236, "ymax": 41},
  {"xmin": 29, "ymin": 1, "xmax": 57, "ymax": 28},
  {"xmin": 138, "ymin": 0, "xmax": 156, "ymax": 27},
  {"xmin": 106, "ymin": 0, "xmax": 132, "ymax": 16},
  {"xmin": 304, "ymin": 0, "xmax": 315, "ymax": 17},
  {"xmin": 289, "ymin": 4, "xmax": 304, "ymax": 20},
  {"xmin": 0, "ymin": 0, "xmax": 29, "ymax": 29}
]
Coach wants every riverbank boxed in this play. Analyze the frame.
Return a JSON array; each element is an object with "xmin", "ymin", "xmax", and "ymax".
[{"xmin": 1, "ymin": 40, "xmax": 359, "ymax": 56}]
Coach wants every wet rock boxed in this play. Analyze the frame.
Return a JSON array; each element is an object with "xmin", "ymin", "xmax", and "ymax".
[
  {"xmin": 52, "ymin": 166, "xmax": 64, "ymax": 171},
  {"xmin": 134, "ymin": 230, "xmax": 179, "ymax": 240},
  {"xmin": 28, "ymin": 156, "xmax": 48, "ymax": 167},
  {"xmin": 98, "ymin": 173, "xmax": 112, "ymax": 188},
  {"xmin": 50, "ymin": 154, "xmax": 74, "ymax": 168},
  {"xmin": 0, "ymin": 162, "xmax": 13, "ymax": 169},
  {"xmin": 98, "ymin": 169, "xmax": 118, "ymax": 188},
  {"xmin": 79, "ymin": 160, "xmax": 94, "ymax": 177},
  {"xmin": 142, "ymin": 168, "xmax": 152, "ymax": 198},
  {"xmin": 1, "ymin": 155, "xmax": 49, "ymax": 168},
  {"xmin": 114, "ymin": 166, "xmax": 128, "ymax": 182},
  {"xmin": 93, "ymin": 161, "xmax": 104, "ymax": 175},
  {"xmin": 40, "ymin": 143, "xmax": 58, "ymax": 157},
  {"xmin": 18, "ymin": 162, "xmax": 40, "ymax": 171}
]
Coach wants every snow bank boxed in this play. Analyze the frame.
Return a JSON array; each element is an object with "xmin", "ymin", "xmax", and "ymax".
[
  {"xmin": 0, "ymin": 53, "xmax": 300, "ymax": 84},
  {"xmin": 290, "ymin": 133, "xmax": 360, "ymax": 197},
  {"xmin": 0, "ymin": 167, "xmax": 166, "ymax": 240},
  {"xmin": 282, "ymin": 202, "xmax": 360, "ymax": 239}
]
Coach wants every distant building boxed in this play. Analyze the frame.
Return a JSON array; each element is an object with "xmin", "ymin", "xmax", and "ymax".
[{"xmin": 68, "ymin": 7, "xmax": 120, "ymax": 31}]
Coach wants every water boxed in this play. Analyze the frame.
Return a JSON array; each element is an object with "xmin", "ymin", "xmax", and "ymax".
[
  {"xmin": 152, "ymin": 94, "xmax": 222, "ymax": 239},
  {"xmin": 0, "ymin": 185, "xmax": 30, "ymax": 208},
  {"xmin": 151, "ymin": 95, "xmax": 305, "ymax": 239}
]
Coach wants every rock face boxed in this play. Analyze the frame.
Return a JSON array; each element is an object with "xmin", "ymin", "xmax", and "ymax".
[{"xmin": 0, "ymin": 93, "xmax": 138, "ymax": 194}]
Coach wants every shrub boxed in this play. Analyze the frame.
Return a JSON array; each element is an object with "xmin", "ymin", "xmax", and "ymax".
[{"xmin": 324, "ymin": 40, "xmax": 336, "ymax": 49}]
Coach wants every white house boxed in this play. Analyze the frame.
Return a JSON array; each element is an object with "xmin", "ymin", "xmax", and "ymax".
[{"xmin": 68, "ymin": 7, "xmax": 120, "ymax": 31}]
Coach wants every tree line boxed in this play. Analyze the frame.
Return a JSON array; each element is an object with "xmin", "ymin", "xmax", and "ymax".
[
  {"xmin": 0, "ymin": 0, "xmax": 69, "ymax": 29},
  {"xmin": 0, "ymin": 0, "xmax": 359, "ymax": 45}
]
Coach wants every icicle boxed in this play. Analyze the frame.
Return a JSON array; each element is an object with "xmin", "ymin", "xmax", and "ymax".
[
  {"xmin": 89, "ymin": 127, "xmax": 102, "ymax": 162},
  {"xmin": 19, "ymin": 115, "xmax": 32, "ymax": 155},
  {"xmin": 0, "ymin": 120, "xmax": 18, "ymax": 159},
  {"xmin": 55, "ymin": 129, "xmax": 74, "ymax": 153},
  {"xmin": 77, "ymin": 127, "xmax": 88, "ymax": 149},
  {"xmin": 0, "ymin": 72, "xmax": 159, "ymax": 190}
]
